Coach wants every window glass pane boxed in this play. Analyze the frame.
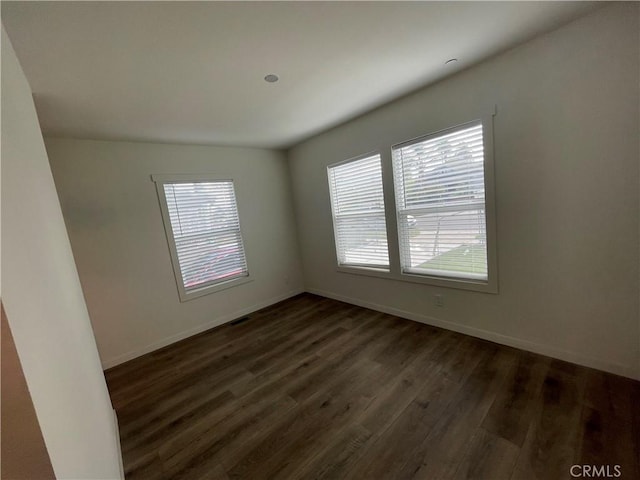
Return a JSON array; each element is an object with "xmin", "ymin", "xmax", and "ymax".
[
  {"xmin": 393, "ymin": 122, "xmax": 488, "ymax": 281},
  {"xmin": 335, "ymin": 214, "xmax": 389, "ymax": 267},
  {"xmin": 398, "ymin": 209, "xmax": 487, "ymax": 279},
  {"xmin": 163, "ymin": 181, "xmax": 248, "ymax": 291},
  {"xmin": 328, "ymin": 154, "xmax": 389, "ymax": 268}
]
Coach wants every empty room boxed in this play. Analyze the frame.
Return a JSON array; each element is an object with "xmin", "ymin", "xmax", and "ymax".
[{"xmin": 1, "ymin": 1, "xmax": 639, "ymax": 479}]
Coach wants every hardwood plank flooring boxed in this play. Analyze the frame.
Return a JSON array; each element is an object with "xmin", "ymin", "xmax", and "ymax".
[{"xmin": 105, "ymin": 293, "xmax": 640, "ymax": 480}]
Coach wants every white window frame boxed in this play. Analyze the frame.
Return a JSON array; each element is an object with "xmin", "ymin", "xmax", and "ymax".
[
  {"xmin": 327, "ymin": 152, "xmax": 391, "ymax": 274},
  {"xmin": 152, "ymin": 174, "xmax": 252, "ymax": 302},
  {"xmin": 329, "ymin": 111, "xmax": 498, "ymax": 294},
  {"xmin": 390, "ymin": 116, "xmax": 498, "ymax": 293}
]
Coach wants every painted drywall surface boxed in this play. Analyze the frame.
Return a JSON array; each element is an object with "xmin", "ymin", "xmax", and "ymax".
[
  {"xmin": 288, "ymin": 4, "xmax": 640, "ymax": 379},
  {"xmin": 46, "ymin": 138, "xmax": 304, "ymax": 368},
  {"xmin": 1, "ymin": 27, "xmax": 123, "ymax": 479}
]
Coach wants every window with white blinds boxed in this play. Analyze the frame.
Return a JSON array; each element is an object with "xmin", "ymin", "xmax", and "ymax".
[
  {"xmin": 392, "ymin": 121, "xmax": 488, "ymax": 281},
  {"xmin": 155, "ymin": 178, "xmax": 249, "ymax": 300},
  {"xmin": 327, "ymin": 154, "xmax": 389, "ymax": 269}
]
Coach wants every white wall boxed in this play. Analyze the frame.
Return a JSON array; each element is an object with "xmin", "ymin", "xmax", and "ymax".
[
  {"xmin": 288, "ymin": 4, "xmax": 640, "ymax": 379},
  {"xmin": 1, "ymin": 27, "xmax": 123, "ymax": 479},
  {"xmin": 46, "ymin": 138, "xmax": 304, "ymax": 368}
]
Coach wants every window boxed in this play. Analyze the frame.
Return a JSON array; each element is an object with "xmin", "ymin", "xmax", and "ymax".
[
  {"xmin": 392, "ymin": 120, "xmax": 492, "ymax": 284},
  {"xmin": 153, "ymin": 176, "xmax": 249, "ymax": 301},
  {"xmin": 327, "ymin": 153, "xmax": 389, "ymax": 270}
]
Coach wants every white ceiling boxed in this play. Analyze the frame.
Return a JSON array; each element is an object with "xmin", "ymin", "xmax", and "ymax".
[{"xmin": 2, "ymin": 1, "xmax": 601, "ymax": 149}]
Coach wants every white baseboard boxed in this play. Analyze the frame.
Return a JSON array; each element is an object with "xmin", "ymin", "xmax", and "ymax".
[
  {"xmin": 101, "ymin": 288, "xmax": 304, "ymax": 370},
  {"xmin": 307, "ymin": 288, "xmax": 640, "ymax": 381},
  {"xmin": 101, "ymin": 286, "xmax": 638, "ymax": 380}
]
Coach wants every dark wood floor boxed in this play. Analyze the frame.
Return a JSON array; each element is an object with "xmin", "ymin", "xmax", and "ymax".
[{"xmin": 105, "ymin": 293, "xmax": 640, "ymax": 480}]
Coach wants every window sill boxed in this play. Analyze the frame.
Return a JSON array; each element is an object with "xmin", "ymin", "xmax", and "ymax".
[
  {"xmin": 336, "ymin": 265, "xmax": 391, "ymax": 280},
  {"xmin": 336, "ymin": 266, "xmax": 497, "ymax": 294},
  {"xmin": 179, "ymin": 275, "xmax": 253, "ymax": 302}
]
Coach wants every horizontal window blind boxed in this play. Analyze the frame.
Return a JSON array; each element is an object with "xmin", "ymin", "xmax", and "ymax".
[
  {"xmin": 163, "ymin": 181, "xmax": 248, "ymax": 291},
  {"xmin": 328, "ymin": 154, "xmax": 389, "ymax": 268},
  {"xmin": 392, "ymin": 122, "xmax": 488, "ymax": 281}
]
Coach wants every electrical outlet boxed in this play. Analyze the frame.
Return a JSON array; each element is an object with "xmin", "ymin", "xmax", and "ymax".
[{"xmin": 435, "ymin": 294, "xmax": 444, "ymax": 307}]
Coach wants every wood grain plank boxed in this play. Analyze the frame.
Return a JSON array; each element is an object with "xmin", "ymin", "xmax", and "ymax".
[
  {"xmin": 225, "ymin": 358, "xmax": 381, "ymax": 479},
  {"xmin": 399, "ymin": 347, "xmax": 517, "ymax": 480},
  {"xmin": 481, "ymin": 350, "xmax": 550, "ymax": 447},
  {"xmin": 291, "ymin": 423, "xmax": 373, "ymax": 480},
  {"xmin": 511, "ymin": 360, "xmax": 586, "ymax": 480},
  {"xmin": 574, "ymin": 405, "xmax": 639, "ymax": 480},
  {"xmin": 452, "ymin": 428, "xmax": 520, "ymax": 480},
  {"xmin": 345, "ymin": 371, "xmax": 461, "ymax": 480}
]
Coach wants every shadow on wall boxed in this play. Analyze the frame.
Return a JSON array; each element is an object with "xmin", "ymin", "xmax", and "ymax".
[{"xmin": 1, "ymin": 305, "xmax": 55, "ymax": 480}]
